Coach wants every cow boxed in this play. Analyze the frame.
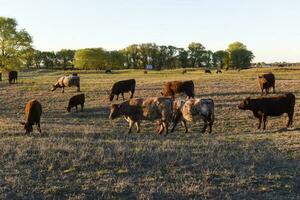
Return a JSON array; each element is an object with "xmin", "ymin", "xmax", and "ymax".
[
  {"xmin": 205, "ymin": 69, "xmax": 211, "ymax": 74},
  {"xmin": 51, "ymin": 75, "xmax": 80, "ymax": 93},
  {"xmin": 171, "ymin": 98, "xmax": 215, "ymax": 133},
  {"xmin": 109, "ymin": 79, "xmax": 136, "ymax": 101},
  {"xmin": 105, "ymin": 69, "xmax": 112, "ymax": 73},
  {"xmin": 8, "ymin": 71, "xmax": 18, "ymax": 84},
  {"xmin": 20, "ymin": 100, "xmax": 42, "ymax": 134},
  {"xmin": 67, "ymin": 94, "xmax": 85, "ymax": 112},
  {"xmin": 238, "ymin": 93, "xmax": 295, "ymax": 130},
  {"xmin": 258, "ymin": 73, "xmax": 275, "ymax": 95},
  {"xmin": 182, "ymin": 69, "xmax": 187, "ymax": 74},
  {"xmin": 0, "ymin": 72, "xmax": 2, "ymax": 81},
  {"xmin": 216, "ymin": 69, "xmax": 222, "ymax": 74},
  {"xmin": 109, "ymin": 97, "xmax": 173, "ymax": 135},
  {"xmin": 161, "ymin": 80, "xmax": 195, "ymax": 99}
]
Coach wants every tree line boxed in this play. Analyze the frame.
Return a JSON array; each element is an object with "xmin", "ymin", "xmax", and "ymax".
[{"xmin": 0, "ymin": 16, "xmax": 254, "ymax": 71}]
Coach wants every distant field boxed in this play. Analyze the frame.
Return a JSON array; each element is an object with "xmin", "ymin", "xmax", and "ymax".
[{"xmin": 0, "ymin": 67, "xmax": 300, "ymax": 199}]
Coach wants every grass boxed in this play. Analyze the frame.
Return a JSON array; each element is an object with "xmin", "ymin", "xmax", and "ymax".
[{"xmin": 0, "ymin": 67, "xmax": 300, "ymax": 199}]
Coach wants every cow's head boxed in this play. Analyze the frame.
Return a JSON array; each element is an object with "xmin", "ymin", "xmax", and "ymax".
[
  {"xmin": 238, "ymin": 97, "xmax": 251, "ymax": 110},
  {"xmin": 51, "ymin": 84, "xmax": 57, "ymax": 91},
  {"xmin": 20, "ymin": 122, "xmax": 33, "ymax": 134},
  {"xmin": 109, "ymin": 104, "xmax": 122, "ymax": 120},
  {"xmin": 109, "ymin": 93, "xmax": 114, "ymax": 101}
]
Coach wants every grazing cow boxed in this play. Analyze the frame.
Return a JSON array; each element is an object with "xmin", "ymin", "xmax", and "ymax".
[
  {"xmin": 105, "ymin": 69, "xmax": 112, "ymax": 73},
  {"xmin": 238, "ymin": 93, "xmax": 295, "ymax": 130},
  {"xmin": 67, "ymin": 94, "xmax": 85, "ymax": 112},
  {"xmin": 20, "ymin": 100, "xmax": 42, "ymax": 134},
  {"xmin": 216, "ymin": 69, "xmax": 222, "ymax": 74},
  {"xmin": 161, "ymin": 80, "xmax": 195, "ymax": 99},
  {"xmin": 8, "ymin": 71, "xmax": 18, "ymax": 84},
  {"xmin": 171, "ymin": 98, "xmax": 215, "ymax": 133},
  {"xmin": 144, "ymin": 70, "xmax": 148, "ymax": 74},
  {"xmin": 109, "ymin": 97, "xmax": 173, "ymax": 134},
  {"xmin": 109, "ymin": 79, "xmax": 136, "ymax": 101},
  {"xmin": 205, "ymin": 69, "xmax": 211, "ymax": 74},
  {"xmin": 182, "ymin": 69, "xmax": 187, "ymax": 74},
  {"xmin": 51, "ymin": 75, "xmax": 80, "ymax": 93},
  {"xmin": 258, "ymin": 73, "xmax": 275, "ymax": 95}
]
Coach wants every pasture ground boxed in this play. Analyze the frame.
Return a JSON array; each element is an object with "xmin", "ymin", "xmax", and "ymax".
[{"xmin": 0, "ymin": 68, "xmax": 300, "ymax": 199}]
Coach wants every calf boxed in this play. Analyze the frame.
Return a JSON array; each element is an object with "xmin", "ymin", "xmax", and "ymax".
[
  {"xmin": 109, "ymin": 97, "xmax": 173, "ymax": 135},
  {"xmin": 20, "ymin": 100, "xmax": 42, "ymax": 134},
  {"xmin": 258, "ymin": 73, "xmax": 275, "ymax": 95},
  {"xmin": 67, "ymin": 94, "xmax": 85, "ymax": 112},
  {"xmin": 161, "ymin": 80, "xmax": 195, "ymax": 99},
  {"xmin": 171, "ymin": 98, "xmax": 215, "ymax": 133},
  {"xmin": 8, "ymin": 71, "xmax": 18, "ymax": 84},
  {"xmin": 205, "ymin": 69, "xmax": 211, "ymax": 74},
  {"xmin": 238, "ymin": 93, "xmax": 295, "ymax": 130},
  {"xmin": 109, "ymin": 79, "xmax": 136, "ymax": 101},
  {"xmin": 51, "ymin": 75, "xmax": 80, "ymax": 93}
]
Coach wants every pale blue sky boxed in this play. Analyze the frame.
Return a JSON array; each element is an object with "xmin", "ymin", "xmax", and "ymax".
[{"xmin": 1, "ymin": 0, "xmax": 300, "ymax": 62}]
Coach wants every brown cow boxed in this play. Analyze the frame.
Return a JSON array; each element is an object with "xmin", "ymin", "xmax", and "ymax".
[
  {"xmin": 8, "ymin": 71, "xmax": 18, "ymax": 84},
  {"xmin": 20, "ymin": 100, "xmax": 42, "ymax": 134},
  {"xmin": 258, "ymin": 73, "xmax": 275, "ymax": 95},
  {"xmin": 109, "ymin": 79, "xmax": 136, "ymax": 101},
  {"xmin": 161, "ymin": 80, "xmax": 195, "ymax": 99},
  {"xmin": 205, "ymin": 69, "xmax": 211, "ymax": 74},
  {"xmin": 109, "ymin": 97, "xmax": 173, "ymax": 134},
  {"xmin": 238, "ymin": 93, "xmax": 295, "ymax": 130},
  {"xmin": 67, "ymin": 94, "xmax": 85, "ymax": 112}
]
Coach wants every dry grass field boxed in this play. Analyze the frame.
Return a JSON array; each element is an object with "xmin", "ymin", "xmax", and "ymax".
[{"xmin": 0, "ymin": 67, "xmax": 300, "ymax": 199}]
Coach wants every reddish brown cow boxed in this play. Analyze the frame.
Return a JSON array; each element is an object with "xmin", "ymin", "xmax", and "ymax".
[
  {"xmin": 20, "ymin": 100, "xmax": 42, "ymax": 134},
  {"xmin": 238, "ymin": 93, "xmax": 295, "ymax": 130},
  {"xmin": 258, "ymin": 73, "xmax": 275, "ymax": 95},
  {"xmin": 67, "ymin": 94, "xmax": 85, "ymax": 112},
  {"xmin": 161, "ymin": 80, "xmax": 195, "ymax": 99}
]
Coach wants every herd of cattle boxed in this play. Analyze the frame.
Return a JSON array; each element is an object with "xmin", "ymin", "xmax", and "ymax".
[{"xmin": 1, "ymin": 71, "xmax": 296, "ymax": 135}]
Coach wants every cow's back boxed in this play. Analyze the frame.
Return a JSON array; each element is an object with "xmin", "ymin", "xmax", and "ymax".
[{"xmin": 25, "ymin": 100, "xmax": 42, "ymax": 123}]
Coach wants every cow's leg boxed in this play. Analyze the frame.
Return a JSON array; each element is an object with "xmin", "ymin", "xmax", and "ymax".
[
  {"xmin": 135, "ymin": 121, "xmax": 141, "ymax": 133},
  {"xmin": 262, "ymin": 115, "xmax": 267, "ymax": 130},
  {"xmin": 37, "ymin": 122, "xmax": 42, "ymax": 133},
  {"xmin": 273, "ymin": 85, "xmax": 275, "ymax": 93},
  {"xmin": 258, "ymin": 116, "xmax": 262, "ymax": 129},
  {"xmin": 116, "ymin": 94, "xmax": 119, "ymax": 100},
  {"xmin": 77, "ymin": 86, "xmax": 80, "ymax": 92},
  {"xmin": 130, "ymin": 89, "xmax": 135, "ymax": 98},
  {"xmin": 128, "ymin": 120, "xmax": 134, "ymax": 134},
  {"xmin": 76, "ymin": 106, "xmax": 78, "ymax": 112},
  {"xmin": 208, "ymin": 121, "xmax": 213, "ymax": 133},
  {"xmin": 201, "ymin": 119, "xmax": 208, "ymax": 133},
  {"xmin": 121, "ymin": 93, "xmax": 125, "ymax": 100},
  {"xmin": 158, "ymin": 122, "xmax": 165, "ymax": 135},
  {"xmin": 62, "ymin": 87, "xmax": 65, "ymax": 93},
  {"xmin": 181, "ymin": 120, "xmax": 188, "ymax": 133},
  {"xmin": 163, "ymin": 122, "xmax": 169, "ymax": 135},
  {"xmin": 261, "ymin": 89, "xmax": 264, "ymax": 96},
  {"xmin": 287, "ymin": 110, "xmax": 294, "ymax": 128},
  {"xmin": 81, "ymin": 103, "xmax": 84, "ymax": 112}
]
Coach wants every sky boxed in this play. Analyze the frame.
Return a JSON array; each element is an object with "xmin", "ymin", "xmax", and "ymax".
[{"xmin": 1, "ymin": 0, "xmax": 300, "ymax": 63}]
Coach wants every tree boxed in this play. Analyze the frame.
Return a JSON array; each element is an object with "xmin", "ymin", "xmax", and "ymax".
[
  {"xmin": 123, "ymin": 44, "xmax": 140, "ymax": 68},
  {"xmin": 33, "ymin": 50, "xmax": 42, "ymax": 69},
  {"xmin": 212, "ymin": 50, "xmax": 229, "ymax": 69},
  {"xmin": 74, "ymin": 48, "xmax": 108, "ymax": 70},
  {"xmin": 226, "ymin": 42, "xmax": 254, "ymax": 69},
  {"xmin": 0, "ymin": 17, "xmax": 32, "ymax": 70},
  {"xmin": 202, "ymin": 50, "xmax": 213, "ymax": 68},
  {"xmin": 177, "ymin": 48, "xmax": 189, "ymax": 68},
  {"xmin": 230, "ymin": 49, "xmax": 254, "ymax": 69},
  {"xmin": 56, "ymin": 49, "xmax": 75, "ymax": 70},
  {"xmin": 22, "ymin": 47, "xmax": 35, "ymax": 68},
  {"xmin": 41, "ymin": 51, "xmax": 56, "ymax": 68},
  {"xmin": 188, "ymin": 42, "xmax": 206, "ymax": 67},
  {"xmin": 107, "ymin": 50, "xmax": 126, "ymax": 69}
]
